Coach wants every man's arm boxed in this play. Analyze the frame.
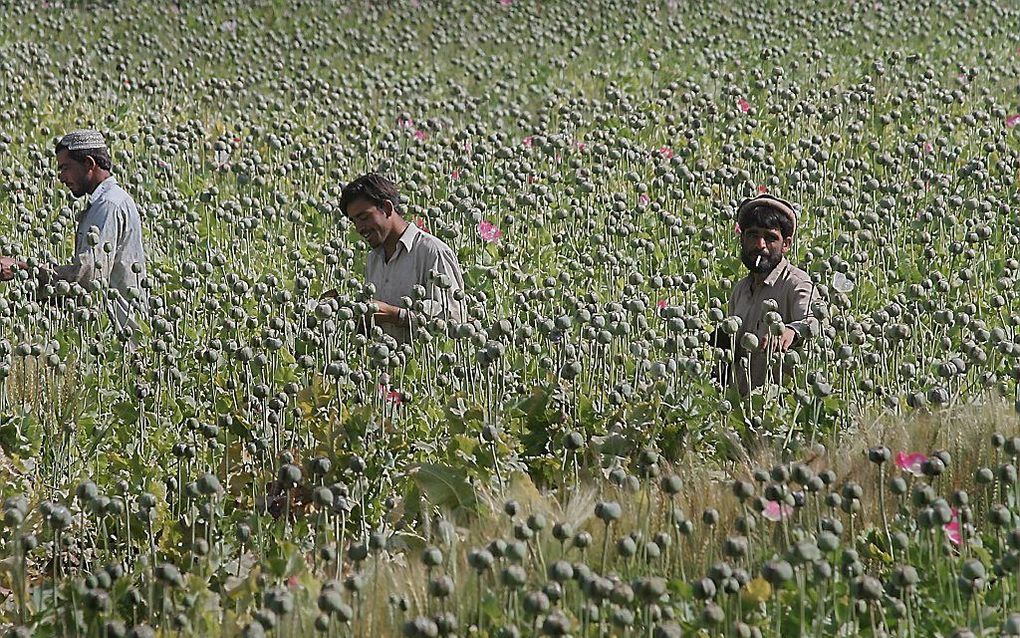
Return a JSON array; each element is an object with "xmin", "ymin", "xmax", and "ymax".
[
  {"xmin": 784, "ymin": 277, "xmax": 819, "ymax": 348},
  {"xmin": 416, "ymin": 248, "xmax": 465, "ymax": 324},
  {"xmin": 371, "ymin": 299, "xmax": 404, "ymax": 324},
  {"xmin": 47, "ymin": 203, "xmax": 124, "ymax": 289},
  {"xmin": 372, "ymin": 248, "xmax": 465, "ymax": 329},
  {"xmin": 0, "ymin": 257, "xmax": 28, "ymax": 281}
]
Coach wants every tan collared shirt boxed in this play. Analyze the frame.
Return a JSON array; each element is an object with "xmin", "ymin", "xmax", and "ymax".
[
  {"xmin": 727, "ymin": 257, "xmax": 817, "ymax": 393},
  {"xmin": 366, "ymin": 222, "xmax": 465, "ymax": 343}
]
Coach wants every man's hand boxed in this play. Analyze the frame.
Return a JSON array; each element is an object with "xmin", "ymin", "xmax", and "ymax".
[
  {"xmin": 0, "ymin": 257, "xmax": 27, "ymax": 282},
  {"xmin": 370, "ymin": 299, "xmax": 404, "ymax": 324},
  {"xmin": 767, "ymin": 326, "xmax": 799, "ymax": 351}
]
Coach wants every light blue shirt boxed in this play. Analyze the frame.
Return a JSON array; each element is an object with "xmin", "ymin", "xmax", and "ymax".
[{"xmin": 53, "ymin": 176, "xmax": 147, "ymax": 330}]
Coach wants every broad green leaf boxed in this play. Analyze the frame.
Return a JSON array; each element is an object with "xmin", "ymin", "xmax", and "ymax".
[{"xmin": 413, "ymin": 463, "xmax": 478, "ymax": 516}]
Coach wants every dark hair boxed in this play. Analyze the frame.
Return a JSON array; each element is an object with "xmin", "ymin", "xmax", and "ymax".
[
  {"xmin": 738, "ymin": 205, "xmax": 793, "ymax": 239},
  {"xmin": 339, "ymin": 173, "xmax": 402, "ymax": 216},
  {"xmin": 54, "ymin": 144, "xmax": 113, "ymax": 171}
]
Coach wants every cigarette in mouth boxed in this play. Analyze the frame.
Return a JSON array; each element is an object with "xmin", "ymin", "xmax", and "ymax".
[{"xmin": 755, "ymin": 255, "xmax": 761, "ymax": 269}]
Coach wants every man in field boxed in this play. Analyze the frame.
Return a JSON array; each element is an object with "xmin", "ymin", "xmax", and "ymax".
[
  {"xmin": 726, "ymin": 194, "xmax": 817, "ymax": 394},
  {"xmin": 340, "ymin": 173, "xmax": 465, "ymax": 343},
  {"xmin": 1, "ymin": 130, "xmax": 147, "ymax": 340}
]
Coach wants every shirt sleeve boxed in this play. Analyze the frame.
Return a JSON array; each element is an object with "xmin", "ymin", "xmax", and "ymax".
[
  {"xmin": 51, "ymin": 201, "xmax": 124, "ymax": 289},
  {"xmin": 786, "ymin": 277, "xmax": 819, "ymax": 340},
  {"xmin": 407, "ymin": 247, "xmax": 465, "ymax": 328}
]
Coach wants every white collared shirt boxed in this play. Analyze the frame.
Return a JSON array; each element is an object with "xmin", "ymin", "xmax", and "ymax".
[{"xmin": 365, "ymin": 222, "xmax": 465, "ymax": 343}]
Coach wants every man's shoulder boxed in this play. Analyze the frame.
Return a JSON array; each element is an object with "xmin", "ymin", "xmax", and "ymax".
[
  {"xmin": 784, "ymin": 262, "xmax": 813, "ymax": 286},
  {"xmin": 97, "ymin": 181, "xmax": 138, "ymax": 210},
  {"xmin": 731, "ymin": 273, "xmax": 752, "ymax": 294},
  {"xmin": 110, "ymin": 183, "xmax": 138, "ymax": 206},
  {"xmin": 413, "ymin": 229, "xmax": 457, "ymax": 258}
]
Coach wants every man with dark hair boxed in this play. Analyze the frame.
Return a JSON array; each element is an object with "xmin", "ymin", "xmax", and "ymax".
[
  {"xmin": 0, "ymin": 130, "xmax": 147, "ymax": 339},
  {"xmin": 340, "ymin": 173, "xmax": 464, "ymax": 343},
  {"xmin": 726, "ymin": 194, "xmax": 817, "ymax": 394}
]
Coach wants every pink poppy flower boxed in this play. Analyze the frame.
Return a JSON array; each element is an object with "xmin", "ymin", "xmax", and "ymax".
[
  {"xmin": 738, "ymin": 97, "xmax": 750, "ymax": 113},
  {"xmin": 414, "ymin": 130, "xmax": 427, "ymax": 141},
  {"xmin": 762, "ymin": 500, "xmax": 793, "ymax": 522},
  {"xmin": 478, "ymin": 220, "xmax": 502, "ymax": 242},
  {"xmin": 1006, "ymin": 114, "xmax": 1020, "ymax": 128},
  {"xmin": 895, "ymin": 452, "xmax": 927, "ymax": 477},
  {"xmin": 733, "ymin": 222, "xmax": 741, "ymax": 236},
  {"xmin": 576, "ymin": 141, "xmax": 587, "ymax": 152},
  {"xmin": 923, "ymin": 142, "xmax": 933, "ymax": 153},
  {"xmin": 522, "ymin": 136, "xmax": 533, "ymax": 148},
  {"xmin": 378, "ymin": 384, "xmax": 402, "ymax": 404},
  {"xmin": 398, "ymin": 117, "xmax": 414, "ymax": 128},
  {"xmin": 944, "ymin": 509, "xmax": 961, "ymax": 546},
  {"xmin": 656, "ymin": 300, "xmax": 667, "ymax": 310},
  {"xmin": 658, "ymin": 146, "xmax": 674, "ymax": 159},
  {"xmin": 756, "ymin": 185, "xmax": 767, "ymax": 194},
  {"xmin": 639, "ymin": 194, "xmax": 650, "ymax": 206},
  {"xmin": 413, "ymin": 217, "xmax": 429, "ymax": 233},
  {"xmin": 450, "ymin": 169, "xmax": 460, "ymax": 180},
  {"xmin": 500, "ymin": 0, "xmax": 512, "ymax": 5}
]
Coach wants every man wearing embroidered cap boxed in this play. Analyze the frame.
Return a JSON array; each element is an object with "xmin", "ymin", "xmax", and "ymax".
[
  {"xmin": 726, "ymin": 194, "xmax": 817, "ymax": 395},
  {"xmin": 46, "ymin": 130, "xmax": 147, "ymax": 340}
]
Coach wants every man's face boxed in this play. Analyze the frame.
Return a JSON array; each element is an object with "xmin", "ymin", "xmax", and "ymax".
[
  {"xmin": 56, "ymin": 149, "xmax": 93, "ymax": 198},
  {"xmin": 740, "ymin": 225, "xmax": 791, "ymax": 275},
  {"xmin": 345, "ymin": 197, "xmax": 393, "ymax": 248}
]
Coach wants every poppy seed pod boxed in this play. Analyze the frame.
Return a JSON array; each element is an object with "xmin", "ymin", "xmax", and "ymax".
[
  {"xmin": 595, "ymin": 501, "xmax": 622, "ymax": 523},
  {"xmin": 762, "ymin": 560, "xmax": 793, "ymax": 585},
  {"xmin": 868, "ymin": 446, "xmax": 891, "ymax": 464},
  {"xmin": 277, "ymin": 464, "xmax": 302, "ymax": 488}
]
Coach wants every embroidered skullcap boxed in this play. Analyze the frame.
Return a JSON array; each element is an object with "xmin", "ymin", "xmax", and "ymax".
[
  {"xmin": 736, "ymin": 194, "xmax": 798, "ymax": 234},
  {"xmin": 58, "ymin": 129, "xmax": 107, "ymax": 151}
]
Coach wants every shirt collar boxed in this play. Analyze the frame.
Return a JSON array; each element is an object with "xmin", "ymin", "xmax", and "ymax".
[
  {"xmin": 396, "ymin": 221, "xmax": 420, "ymax": 254},
  {"xmin": 742, "ymin": 257, "xmax": 790, "ymax": 292},
  {"xmin": 373, "ymin": 221, "xmax": 420, "ymax": 262},
  {"xmin": 763, "ymin": 257, "xmax": 790, "ymax": 287},
  {"xmin": 88, "ymin": 176, "xmax": 117, "ymax": 206}
]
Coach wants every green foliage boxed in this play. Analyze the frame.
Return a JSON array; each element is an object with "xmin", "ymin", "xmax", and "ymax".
[{"xmin": 0, "ymin": 0, "xmax": 1017, "ymax": 635}]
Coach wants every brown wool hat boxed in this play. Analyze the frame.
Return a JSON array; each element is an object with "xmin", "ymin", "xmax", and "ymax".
[{"xmin": 736, "ymin": 194, "xmax": 798, "ymax": 235}]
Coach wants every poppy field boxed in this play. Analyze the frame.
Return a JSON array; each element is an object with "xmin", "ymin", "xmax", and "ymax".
[{"xmin": 1, "ymin": 0, "xmax": 1020, "ymax": 635}]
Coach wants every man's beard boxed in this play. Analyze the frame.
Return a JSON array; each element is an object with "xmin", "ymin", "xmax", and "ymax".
[{"xmin": 741, "ymin": 248, "xmax": 783, "ymax": 275}]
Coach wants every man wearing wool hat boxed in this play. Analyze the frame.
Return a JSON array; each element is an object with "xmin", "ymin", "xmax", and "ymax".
[
  {"xmin": 1, "ymin": 130, "xmax": 147, "ymax": 341},
  {"xmin": 725, "ymin": 194, "xmax": 817, "ymax": 395}
]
